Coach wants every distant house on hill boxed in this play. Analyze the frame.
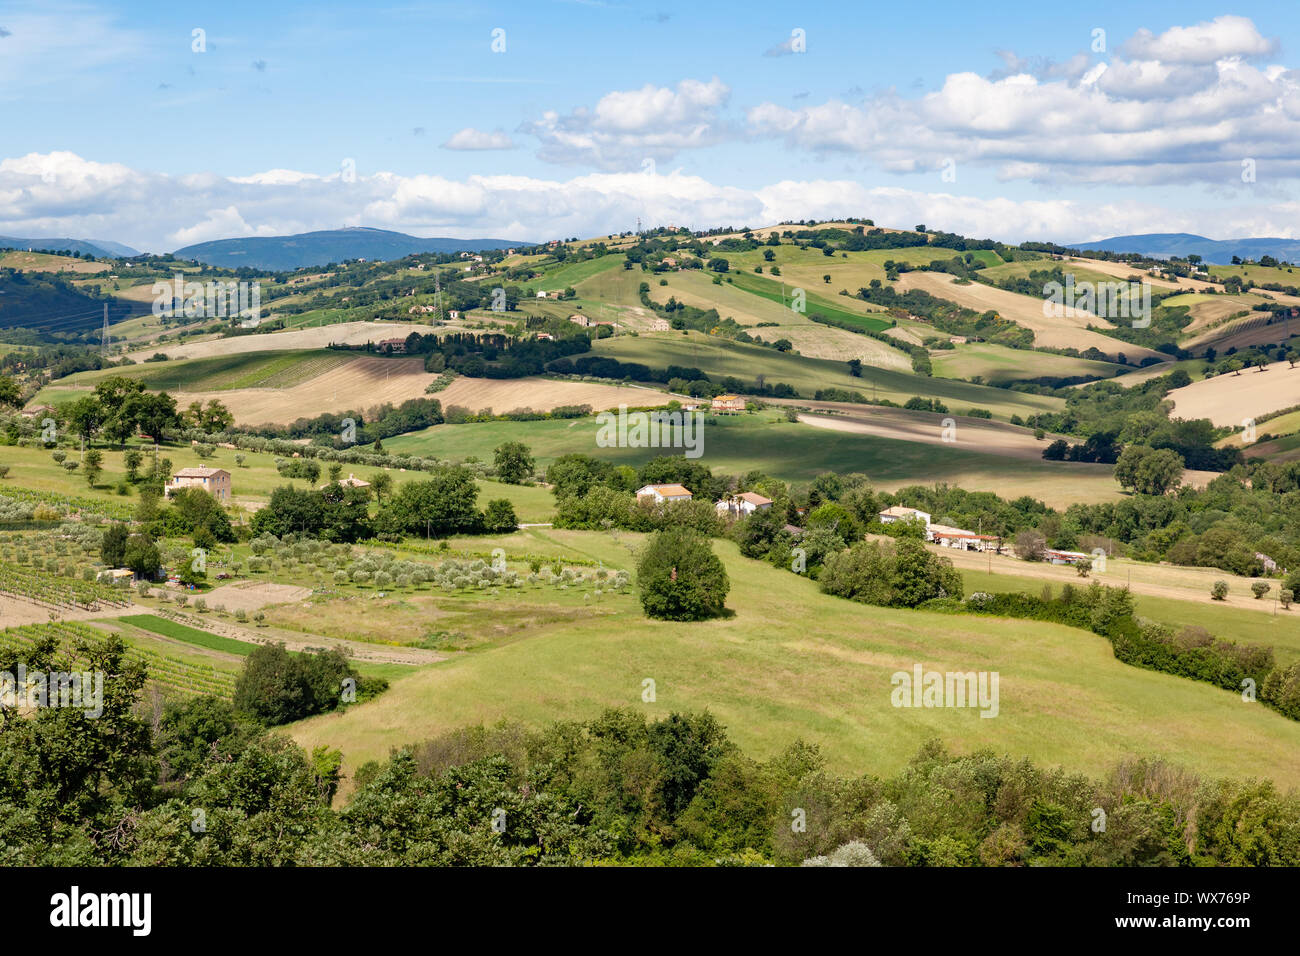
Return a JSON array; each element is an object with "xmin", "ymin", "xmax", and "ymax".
[
  {"xmin": 1256, "ymin": 552, "xmax": 1279, "ymax": 573},
  {"xmin": 167, "ymin": 467, "xmax": 231, "ymax": 502},
  {"xmin": 715, "ymin": 492, "xmax": 773, "ymax": 517},
  {"xmin": 379, "ymin": 338, "xmax": 407, "ymax": 353},
  {"xmin": 711, "ymin": 394, "xmax": 745, "ymax": 413},
  {"xmin": 878, "ymin": 505, "xmax": 931, "ymax": 529},
  {"xmin": 648, "ymin": 318, "xmax": 671, "ymax": 332},
  {"xmin": 636, "ymin": 484, "xmax": 693, "ymax": 505}
]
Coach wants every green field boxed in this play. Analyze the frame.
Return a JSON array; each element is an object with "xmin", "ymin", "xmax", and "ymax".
[
  {"xmin": 590, "ymin": 330, "xmax": 1063, "ymax": 420},
  {"xmin": 529, "ymin": 254, "xmax": 626, "ymax": 292},
  {"xmin": 978, "ymin": 259, "xmax": 1128, "ymax": 287},
  {"xmin": 1209, "ymin": 263, "xmax": 1300, "ymax": 287},
  {"xmin": 959, "ymin": 568, "xmax": 1300, "ymax": 668},
  {"xmin": 727, "ymin": 269, "xmax": 893, "ymax": 332},
  {"xmin": 932, "ymin": 342, "xmax": 1127, "ymax": 384},
  {"xmin": 386, "ymin": 410, "xmax": 1125, "ymax": 506},
  {"xmin": 118, "ymin": 613, "xmax": 254, "ymax": 656},
  {"xmin": 290, "ymin": 529, "xmax": 1300, "ymax": 791},
  {"xmin": 58, "ymin": 349, "xmax": 356, "ymax": 392},
  {"xmin": 0, "ymin": 441, "xmax": 557, "ymax": 523}
]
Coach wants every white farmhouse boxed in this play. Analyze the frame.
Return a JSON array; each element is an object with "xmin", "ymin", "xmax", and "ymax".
[{"xmin": 636, "ymin": 484, "xmax": 693, "ymax": 505}]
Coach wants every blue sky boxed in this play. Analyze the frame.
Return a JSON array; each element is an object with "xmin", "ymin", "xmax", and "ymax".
[{"xmin": 1, "ymin": 1, "xmax": 1298, "ymax": 250}]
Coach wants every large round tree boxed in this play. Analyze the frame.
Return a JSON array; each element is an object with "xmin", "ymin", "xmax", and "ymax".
[{"xmin": 637, "ymin": 527, "xmax": 730, "ymax": 621}]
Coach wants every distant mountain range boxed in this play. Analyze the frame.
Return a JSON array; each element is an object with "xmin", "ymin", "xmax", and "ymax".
[
  {"xmin": 172, "ymin": 227, "xmax": 529, "ymax": 271},
  {"xmin": 1068, "ymin": 233, "xmax": 1300, "ymax": 265},
  {"xmin": 0, "ymin": 236, "xmax": 140, "ymax": 258}
]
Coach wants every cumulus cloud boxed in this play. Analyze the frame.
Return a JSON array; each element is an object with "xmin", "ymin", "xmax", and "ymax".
[
  {"xmin": 168, "ymin": 206, "xmax": 279, "ymax": 247},
  {"xmin": 523, "ymin": 77, "xmax": 731, "ymax": 168},
  {"xmin": 746, "ymin": 16, "xmax": 1300, "ymax": 187},
  {"xmin": 1123, "ymin": 15, "xmax": 1277, "ymax": 65},
  {"xmin": 442, "ymin": 128, "xmax": 516, "ymax": 150},
  {"xmin": 0, "ymin": 150, "xmax": 1296, "ymax": 253}
]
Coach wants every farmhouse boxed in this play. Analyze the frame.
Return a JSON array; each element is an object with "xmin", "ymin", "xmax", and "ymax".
[
  {"xmin": 648, "ymin": 318, "xmax": 671, "ymax": 332},
  {"xmin": 929, "ymin": 524, "xmax": 1002, "ymax": 553},
  {"xmin": 167, "ymin": 466, "xmax": 231, "ymax": 502},
  {"xmin": 715, "ymin": 492, "xmax": 773, "ymax": 517},
  {"xmin": 1044, "ymin": 548, "xmax": 1091, "ymax": 566},
  {"xmin": 878, "ymin": 505, "xmax": 931, "ymax": 529},
  {"xmin": 636, "ymin": 484, "xmax": 693, "ymax": 505},
  {"xmin": 379, "ymin": 338, "xmax": 408, "ymax": 353},
  {"xmin": 711, "ymin": 394, "xmax": 745, "ymax": 413}
]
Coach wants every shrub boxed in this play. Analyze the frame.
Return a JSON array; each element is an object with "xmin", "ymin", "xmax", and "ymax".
[
  {"xmin": 820, "ymin": 538, "xmax": 962, "ymax": 608},
  {"xmin": 636, "ymin": 527, "xmax": 730, "ymax": 621},
  {"xmin": 1211, "ymin": 580, "xmax": 1229, "ymax": 600},
  {"xmin": 1251, "ymin": 581, "xmax": 1271, "ymax": 600}
]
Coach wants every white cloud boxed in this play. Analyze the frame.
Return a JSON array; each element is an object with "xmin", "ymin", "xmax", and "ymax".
[
  {"xmin": 168, "ymin": 206, "xmax": 278, "ymax": 247},
  {"xmin": 1, "ymin": 150, "xmax": 1297, "ymax": 253},
  {"xmin": 1123, "ymin": 15, "xmax": 1277, "ymax": 65},
  {"xmin": 746, "ymin": 17, "xmax": 1300, "ymax": 187},
  {"xmin": 442, "ymin": 128, "xmax": 516, "ymax": 150},
  {"xmin": 523, "ymin": 77, "xmax": 731, "ymax": 168},
  {"xmin": 229, "ymin": 169, "xmax": 324, "ymax": 186}
]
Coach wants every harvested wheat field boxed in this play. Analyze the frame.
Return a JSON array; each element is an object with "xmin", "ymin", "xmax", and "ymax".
[
  {"xmin": 1166, "ymin": 292, "xmax": 1263, "ymax": 334},
  {"xmin": 747, "ymin": 323, "xmax": 912, "ymax": 369},
  {"xmin": 791, "ymin": 404, "xmax": 1072, "ymax": 461},
  {"xmin": 126, "ymin": 321, "xmax": 430, "ymax": 362},
  {"xmin": 176, "ymin": 355, "xmax": 669, "ymax": 426},
  {"xmin": 198, "ymin": 582, "xmax": 313, "ymax": 613},
  {"xmin": 895, "ymin": 272, "xmax": 1166, "ymax": 363},
  {"xmin": 1168, "ymin": 360, "xmax": 1300, "ymax": 426},
  {"xmin": 434, "ymin": 376, "xmax": 670, "ymax": 415}
]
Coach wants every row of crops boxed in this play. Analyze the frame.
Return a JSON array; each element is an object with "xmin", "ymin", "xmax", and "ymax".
[
  {"xmin": 0, "ymin": 621, "xmax": 237, "ymax": 699},
  {"xmin": 0, "ymin": 485, "xmax": 134, "ymax": 521},
  {"xmin": 0, "ymin": 563, "xmax": 129, "ymax": 609}
]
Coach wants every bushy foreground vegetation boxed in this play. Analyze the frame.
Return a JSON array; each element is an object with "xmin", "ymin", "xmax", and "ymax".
[{"xmin": 3, "ymin": 640, "xmax": 1297, "ymax": 866}]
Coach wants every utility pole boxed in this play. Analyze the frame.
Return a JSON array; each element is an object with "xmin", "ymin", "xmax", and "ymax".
[{"xmin": 101, "ymin": 304, "xmax": 109, "ymax": 355}]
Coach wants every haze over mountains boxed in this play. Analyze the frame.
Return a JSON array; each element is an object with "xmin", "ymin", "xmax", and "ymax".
[
  {"xmin": 171, "ymin": 227, "xmax": 528, "ymax": 271},
  {"xmin": 7, "ymin": 224, "xmax": 1299, "ymax": 271},
  {"xmin": 0, "ymin": 236, "xmax": 141, "ymax": 258},
  {"xmin": 1069, "ymin": 233, "xmax": 1300, "ymax": 264}
]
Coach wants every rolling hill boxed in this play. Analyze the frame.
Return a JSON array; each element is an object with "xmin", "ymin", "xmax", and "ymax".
[
  {"xmin": 173, "ymin": 227, "xmax": 529, "ymax": 270},
  {"xmin": 1069, "ymin": 233, "xmax": 1300, "ymax": 265},
  {"xmin": 0, "ymin": 236, "xmax": 138, "ymax": 258}
]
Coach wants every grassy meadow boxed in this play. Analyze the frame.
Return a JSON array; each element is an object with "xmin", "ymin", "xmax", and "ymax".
[{"xmin": 289, "ymin": 530, "xmax": 1300, "ymax": 793}]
